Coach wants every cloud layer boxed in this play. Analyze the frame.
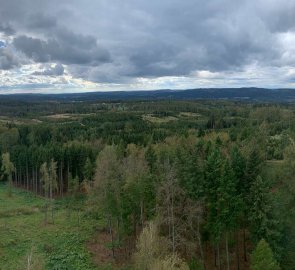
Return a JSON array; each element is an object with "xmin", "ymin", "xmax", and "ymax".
[{"xmin": 1, "ymin": 0, "xmax": 295, "ymax": 92}]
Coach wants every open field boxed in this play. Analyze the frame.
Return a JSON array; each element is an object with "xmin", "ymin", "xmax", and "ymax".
[{"xmin": 0, "ymin": 184, "xmax": 114, "ymax": 270}]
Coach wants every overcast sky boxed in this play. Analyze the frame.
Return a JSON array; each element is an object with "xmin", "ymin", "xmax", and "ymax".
[{"xmin": 1, "ymin": 0, "xmax": 295, "ymax": 93}]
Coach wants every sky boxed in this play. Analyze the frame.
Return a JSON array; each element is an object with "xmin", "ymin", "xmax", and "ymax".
[{"xmin": 1, "ymin": 0, "xmax": 295, "ymax": 93}]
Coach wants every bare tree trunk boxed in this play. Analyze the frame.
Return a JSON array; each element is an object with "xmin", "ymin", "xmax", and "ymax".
[
  {"xmin": 60, "ymin": 161, "xmax": 63, "ymax": 197},
  {"xmin": 168, "ymin": 204, "xmax": 171, "ymax": 242},
  {"xmin": 171, "ymin": 194, "xmax": 175, "ymax": 254},
  {"xmin": 26, "ymin": 159, "xmax": 29, "ymax": 190},
  {"xmin": 67, "ymin": 161, "xmax": 70, "ymax": 193},
  {"xmin": 44, "ymin": 200, "xmax": 48, "ymax": 224},
  {"xmin": 108, "ymin": 215, "xmax": 115, "ymax": 258},
  {"xmin": 236, "ymin": 231, "xmax": 240, "ymax": 270},
  {"xmin": 226, "ymin": 232, "xmax": 230, "ymax": 270},
  {"xmin": 38, "ymin": 169, "xmax": 42, "ymax": 195},
  {"xmin": 140, "ymin": 200, "xmax": 144, "ymax": 226},
  {"xmin": 133, "ymin": 212, "xmax": 137, "ymax": 242},
  {"xmin": 50, "ymin": 179, "xmax": 54, "ymax": 223},
  {"xmin": 27, "ymin": 247, "xmax": 33, "ymax": 270},
  {"xmin": 17, "ymin": 169, "xmax": 19, "ymax": 187},
  {"xmin": 15, "ymin": 168, "xmax": 18, "ymax": 186},
  {"xmin": 197, "ymin": 214, "xmax": 206, "ymax": 270},
  {"xmin": 117, "ymin": 218, "xmax": 121, "ymax": 244},
  {"xmin": 217, "ymin": 243, "xmax": 221, "ymax": 270},
  {"xmin": 214, "ymin": 247, "xmax": 217, "ymax": 268},
  {"xmin": 243, "ymin": 228, "xmax": 247, "ymax": 262},
  {"xmin": 35, "ymin": 168, "xmax": 38, "ymax": 194},
  {"xmin": 32, "ymin": 168, "xmax": 34, "ymax": 194}
]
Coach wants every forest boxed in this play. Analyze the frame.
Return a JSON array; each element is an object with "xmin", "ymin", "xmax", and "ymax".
[{"xmin": 0, "ymin": 98, "xmax": 294, "ymax": 270}]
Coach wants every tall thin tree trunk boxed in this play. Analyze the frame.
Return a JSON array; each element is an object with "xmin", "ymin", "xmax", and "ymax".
[
  {"xmin": 226, "ymin": 232, "xmax": 230, "ymax": 270},
  {"xmin": 214, "ymin": 247, "xmax": 217, "ymax": 268},
  {"xmin": 108, "ymin": 215, "xmax": 115, "ymax": 258},
  {"xmin": 140, "ymin": 200, "xmax": 144, "ymax": 226},
  {"xmin": 27, "ymin": 247, "xmax": 33, "ymax": 270},
  {"xmin": 133, "ymin": 212, "xmax": 137, "ymax": 241},
  {"xmin": 171, "ymin": 191, "xmax": 175, "ymax": 254},
  {"xmin": 236, "ymin": 231, "xmax": 240, "ymax": 270},
  {"xmin": 197, "ymin": 214, "xmax": 206, "ymax": 270},
  {"xmin": 217, "ymin": 243, "xmax": 221, "ymax": 270},
  {"xmin": 60, "ymin": 161, "xmax": 63, "ymax": 196},
  {"xmin": 117, "ymin": 218, "xmax": 120, "ymax": 244},
  {"xmin": 45, "ymin": 199, "xmax": 48, "ymax": 224},
  {"xmin": 35, "ymin": 168, "xmax": 38, "ymax": 194},
  {"xmin": 15, "ymin": 167, "xmax": 18, "ymax": 186},
  {"xmin": 19, "ymin": 167, "xmax": 22, "ymax": 187},
  {"xmin": 50, "ymin": 178, "xmax": 54, "ymax": 223},
  {"xmin": 38, "ymin": 169, "xmax": 42, "ymax": 195},
  {"xmin": 67, "ymin": 161, "xmax": 70, "ymax": 193},
  {"xmin": 32, "ymin": 168, "xmax": 34, "ymax": 194},
  {"xmin": 243, "ymin": 228, "xmax": 247, "ymax": 262},
  {"xmin": 26, "ymin": 159, "xmax": 29, "ymax": 190}
]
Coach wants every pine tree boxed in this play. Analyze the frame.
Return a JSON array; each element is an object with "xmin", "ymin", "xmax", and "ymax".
[
  {"xmin": 231, "ymin": 146, "xmax": 251, "ymax": 263},
  {"xmin": 250, "ymin": 239, "xmax": 280, "ymax": 270}
]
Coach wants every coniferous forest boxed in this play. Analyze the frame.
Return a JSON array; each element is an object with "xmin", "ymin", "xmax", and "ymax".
[{"xmin": 0, "ymin": 97, "xmax": 294, "ymax": 270}]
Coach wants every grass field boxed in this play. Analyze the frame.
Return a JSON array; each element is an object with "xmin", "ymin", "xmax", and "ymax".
[{"xmin": 0, "ymin": 184, "xmax": 112, "ymax": 270}]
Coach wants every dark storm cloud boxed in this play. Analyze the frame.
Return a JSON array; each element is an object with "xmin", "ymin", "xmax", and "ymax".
[
  {"xmin": 32, "ymin": 63, "xmax": 64, "ymax": 76},
  {"xmin": 60, "ymin": 0, "xmax": 286, "ymax": 81},
  {"xmin": 1, "ymin": 0, "xmax": 295, "ymax": 84},
  {"xmin": 13, "ymin": 31, "xmax": 111, "ymax": 65},
  {"xmin": 0, "ymin": 23, "xmax": 15, "ymax": 36}
]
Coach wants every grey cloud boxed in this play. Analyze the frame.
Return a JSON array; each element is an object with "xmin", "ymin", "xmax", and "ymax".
[
  {"xmin": 0, "ymin": 23, "xmax": 15, "ymax": 36},
  {"xmin": 13, "ymin": 36, "xmax": 50, "ymax": 62},
  {"xmin": 58, "ymin": 0, "xmax": 284, "ymax": 81},
  {"xmin": 13, "ymin": 31, "xmax": 111, "ymax": 65},
  {"xmin": 1, "ymin": 0, "xmax": 295, "ymax": 86},
  {"xmin": 0, "ymin": 47, "xmax": 20, "ymax": 70},
  {"xmin": 27, "ymin": 13, "xmax": 57, "ymax": 29},
  {"xmin": 32, "ymin": 63, "xmax": 64, "ymax": 76}
]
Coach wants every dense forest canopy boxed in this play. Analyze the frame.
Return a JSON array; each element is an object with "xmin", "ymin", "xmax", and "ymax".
[{"xmin": 0, "ymin": 98, "xmax": 294, "ymax": 269}]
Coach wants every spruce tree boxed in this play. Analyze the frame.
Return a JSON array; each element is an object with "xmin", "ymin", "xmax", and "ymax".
[
  {"xmin": 204, "ymin": 148, "xmax": 223, "ymax": 268},
  {"xmin": 219, "ymin": 160, "xmax": 241, "ymax": 270},
  {"xmin": 249, "ymin": 176, "xmax": 272, "ymax": 244},
  {"xmin": 250, "ymin": 239, "xmax": 280, "ymax": 270}
]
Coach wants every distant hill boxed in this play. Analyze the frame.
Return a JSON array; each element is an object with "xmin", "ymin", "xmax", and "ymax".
[{"xmin": 2, "ymin": 87, "xmax": 295, "ymax": 102}]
